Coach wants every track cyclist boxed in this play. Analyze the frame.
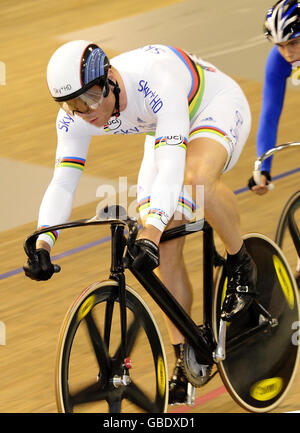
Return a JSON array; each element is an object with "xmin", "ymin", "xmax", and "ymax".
[
  {"xmin": 248, "ymin": 0, "xmax": 300, "ymax": 286},
  {"xmin": 24, "ymin": 40, "xmax": 256, "ymax": 405}
]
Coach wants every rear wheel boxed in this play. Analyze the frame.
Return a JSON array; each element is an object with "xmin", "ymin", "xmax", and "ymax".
[{"xmin": 213, "ymin": 234, "xmax": 300, "ymax": 412}]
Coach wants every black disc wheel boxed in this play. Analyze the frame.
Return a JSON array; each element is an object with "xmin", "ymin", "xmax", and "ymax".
[
  {"xmin": 55, "ymin": 280, "xmax": 168, "ymax": 413},
  {"xmin": 213, "ymin": 234, "xmax": 300, "ymax": 412}
]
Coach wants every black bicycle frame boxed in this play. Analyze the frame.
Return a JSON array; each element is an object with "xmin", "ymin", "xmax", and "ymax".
[
  {"xmin": 109, "ymin": 220, "xmax": 223, "ymax": 365},
  {"xmin": 24, "ymin": 215, "xmax": 225, "ymax": 366}
]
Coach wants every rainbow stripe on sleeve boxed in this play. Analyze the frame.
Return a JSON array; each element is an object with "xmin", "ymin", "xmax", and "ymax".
[
  {"xmin": 138, "ymin": 196, "xmax": 151, "ymax": 213},
  {"xmin": 147, "ymin": 208, "xmax": 167, "ymax": 222},
  {"xmin": 56, "ymin": 156, "xmax": 86, "ymax": 171},
  {"xmin": 154, "ymin": 136, "xmax": 188, "ymax": 150},
  {"xmin": 178, "ymin": 196, "xmax": 196, "ymax": 213},
  {"xmin": 38, "ymin": 225, "xmax": 59, "ymax": 244},
  {"xmin": 138, "ymin": 195, "xmax": 195, "ymax": 214},
  {"xmin": 168, "ymin": 47, "xmax": 205, "ymax": 120}
]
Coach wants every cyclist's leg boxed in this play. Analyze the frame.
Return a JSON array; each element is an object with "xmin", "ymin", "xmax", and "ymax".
[
  {"xmin": 185, "ymin": 84, "xmax": 256, "ymax": 321},
  {"xmin": 141, "ymin": 211, "xmax": 193, "ymax": 345},
  {"xmin": 138, "ymin": 137, "xmax": 195, "ymax": 404},
  {"xmin": 138, "ymin": 139, "xmax": 194, "ymax": 343},
  {"xmin": 186, "ymin": 137, "xmax": 242, "ymax": 253},
  {"xmin": 139, "ymin": 212, "xmax": 194, "ymax": 405},
  {"xmin": 156, "ymin": 212, "xmax": 197, "ymax": 405}
]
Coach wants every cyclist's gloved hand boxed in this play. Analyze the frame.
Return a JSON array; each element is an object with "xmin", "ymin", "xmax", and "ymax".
[
  {"xmin": 131, "ymin": 239, "xmax": 160, "ymax": 271},
  {"xmin": 23, "ymin": 248, "xmax": 59, "ymax": 281},
  {"xmin": 248, "ymin": 170, "xmax": 271, "ymax": 193}
]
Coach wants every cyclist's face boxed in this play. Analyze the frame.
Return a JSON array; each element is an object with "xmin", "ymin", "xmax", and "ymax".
[
  {"xmin": 277, "ymin": 35, "xmax": 300, "ymax": 63},
  {"xmin": 60, "ymin": 84, "xmax": 116, "ymax": 127}
]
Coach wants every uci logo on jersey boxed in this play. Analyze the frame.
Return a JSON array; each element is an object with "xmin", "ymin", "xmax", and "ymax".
[
  {"xmin": 165, "ymin": 135, "xmax": 183, "ymax": 145},
  {"xmin": 104, "ymin": 118, "xmax": 122, "ymax": 131}
]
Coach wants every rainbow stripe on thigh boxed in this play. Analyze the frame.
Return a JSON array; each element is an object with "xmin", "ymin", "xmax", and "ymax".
[{"xmin": 189, "ymin": 125, "xmax": 233, "ymax": 171}]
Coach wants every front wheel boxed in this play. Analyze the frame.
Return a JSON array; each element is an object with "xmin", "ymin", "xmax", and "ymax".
[
  {"xmin": 55, "ymin": 280, "xmax": 168, "ymax": 413},
  {"xmin": 213, "ymin": 234, "xmax": 300, "ymax": 412}
]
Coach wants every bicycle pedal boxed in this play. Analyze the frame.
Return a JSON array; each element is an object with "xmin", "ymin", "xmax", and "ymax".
[{"xmin": 168, "ymin": 387, "xmax": 195, "ymax": 407}]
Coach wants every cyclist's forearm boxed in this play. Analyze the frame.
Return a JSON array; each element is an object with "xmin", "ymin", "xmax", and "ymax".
[
  {"xmin": 256, "ymin": 46, "xmax": 290, "ymax": 171},
  {"xmin": 145, "ymin": 147, "xmax": 185, "ymax": 233},
  {"xmin": 36, "ymin": 240, "xmax": 51, "ymax": 252},
  {"xmin": 37, "ymin": 167, "xmax": 82, "ymax": 249},
  {"xmin": 256, "ymin": 116, "xmax": 279, "ymax": 173}
]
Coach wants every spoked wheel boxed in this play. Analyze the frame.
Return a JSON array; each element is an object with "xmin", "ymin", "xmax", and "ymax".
[
  {"xmin": 213, "ymin": 234, "xmax": 300, "ymax": 412},
  {"xmin": 55, "ymin": 280, "xmax": 168, "ymax": 413},
  {"xmin": 275, "ymin": 190, "xmax": 300, "ymax": 289}
]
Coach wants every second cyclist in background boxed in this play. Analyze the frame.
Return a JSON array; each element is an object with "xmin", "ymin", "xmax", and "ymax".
[{"xmin": 249, "ymin": 0, "xmax": 300, "ymax": 285}]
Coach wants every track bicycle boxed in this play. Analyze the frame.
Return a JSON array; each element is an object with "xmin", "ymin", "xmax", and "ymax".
[
  {"xmin": 253, "ymin": 141, "xmax": 300, "ymax": 288},
  {"xmin": 24, "ymin": 204, "xmax": 300, "ymax": 413}
]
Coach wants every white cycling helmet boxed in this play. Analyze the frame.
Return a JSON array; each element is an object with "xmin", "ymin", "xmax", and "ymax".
[
  {"xmin": 264, "ymin": 0, "xmax": 300, "ymax": 43},
  {"xmin": 47, "ymin": 40, "xmax": 110, "ymax": 102}
]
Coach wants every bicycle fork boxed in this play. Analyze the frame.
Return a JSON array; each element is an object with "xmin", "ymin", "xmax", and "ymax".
[{"xmin": 109, "ymin": 224, "xmax": 132, "ymax": 387}]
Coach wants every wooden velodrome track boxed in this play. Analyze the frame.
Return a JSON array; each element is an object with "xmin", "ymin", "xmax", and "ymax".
[{"xmin": 0, "ymin": 0, "xmax": 299, "ymax": 413}]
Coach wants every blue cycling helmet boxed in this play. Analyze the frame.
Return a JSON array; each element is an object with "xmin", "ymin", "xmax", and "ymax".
[{"xmin": 264, "ymin": 0, "xmax": 300, "ymax": 43}]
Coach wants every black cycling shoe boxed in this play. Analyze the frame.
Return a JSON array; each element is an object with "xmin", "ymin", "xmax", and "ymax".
[
  {"xmin": 168, "ymin": 358, "xmax": 189, "ymax": 405},
  {"xmin": 221, "ymin": 243, "xmax": 258, "ymax": 322}
]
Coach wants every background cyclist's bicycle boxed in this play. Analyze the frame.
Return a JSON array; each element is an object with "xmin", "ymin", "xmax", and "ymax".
[{"xmin": 253, "ymin": 141, "xmax": 300, "ymax": 288}]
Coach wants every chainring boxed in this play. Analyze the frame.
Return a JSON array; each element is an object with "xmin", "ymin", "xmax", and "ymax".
[{"xmin": 182, "ymin": 343, "xmax": 213, "ymax": 387}]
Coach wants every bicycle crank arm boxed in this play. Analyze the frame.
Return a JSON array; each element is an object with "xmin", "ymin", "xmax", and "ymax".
[
  {"xmin": 186, "ymin": 383, "xmax": 196, "ymax": 406},
  {"xmin": 213, "ymin": 319, "xmax": 227, "ymax": 362}
]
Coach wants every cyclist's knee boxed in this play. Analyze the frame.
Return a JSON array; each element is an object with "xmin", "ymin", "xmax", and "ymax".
[
  {"xmin": 159, "ymin": 235, "xmax": 184, "ymax": 257},
  {"xmin": 186, "ymin": 164, "xmax": 218, "ymax": 196},
  {"xmin": 140, "ymin": 213, "xmax": 188, "ymax": 267}
]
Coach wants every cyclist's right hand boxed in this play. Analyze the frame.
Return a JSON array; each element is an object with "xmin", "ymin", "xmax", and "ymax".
[
  {"xmin": 248, "ymin": 170, "xmax": 271, "ymax": 196},
  {"xmin": 23, "ymin": 248, "xmax": 60, "ymax": 281},
  {"xmin": 125, "ymin": 238, "xmax": 160, "ymax": 271}
]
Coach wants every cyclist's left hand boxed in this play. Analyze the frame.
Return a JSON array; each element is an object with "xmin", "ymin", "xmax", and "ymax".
[
  {"xmin": 248, "ymin": 171, "xmax": 271, "ymax": 196},
  {"xmin": 23, "ymin": 249, "xmax": 59, "ymax": 281}
]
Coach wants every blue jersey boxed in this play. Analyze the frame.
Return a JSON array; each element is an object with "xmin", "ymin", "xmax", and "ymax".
[{"xmin": 257, "ymin": 46, "xmax": 292, "ymax": 172}]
